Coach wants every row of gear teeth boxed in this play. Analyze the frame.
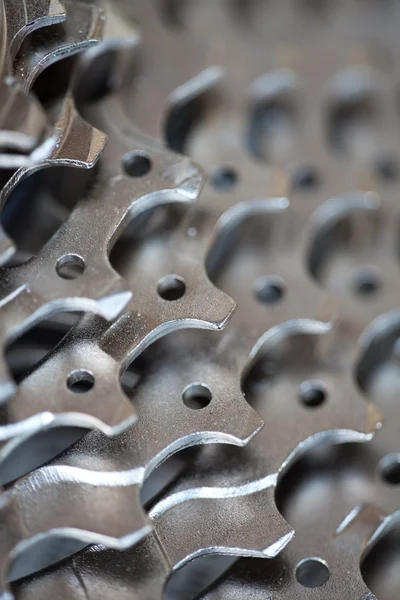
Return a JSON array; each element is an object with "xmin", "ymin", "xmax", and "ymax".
[{"xmin": 0, "ymin": 1, "xmax": 398, "ymax": 600}]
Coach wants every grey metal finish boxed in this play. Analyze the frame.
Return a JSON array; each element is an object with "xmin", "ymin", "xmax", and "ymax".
[
  {"xmin": 0, "ymin": 0, "xmax": 238, "ymax": 488},
  {"xmin": 0, "ymin": 2, "xmax": 400, "ymax": 600},
  {"xmin": 201, "ymin": 504, "xmax": 394, "ymax": 600},
  {"xmin": 0, "ymin": 0, "xmax": 66, "ymax": 165},
  {"xmin": 15, "ymin": 505, "xmax": 394, "ymax": 600}
]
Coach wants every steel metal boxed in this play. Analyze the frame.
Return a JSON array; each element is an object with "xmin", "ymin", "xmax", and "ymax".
[
  {"xmin": 14, "ymin": 534, "xmax": 169, "ymax": 600},
  {"xmin": 1, "ymin": 2, "xmax": 400, "ymax": 600},
  {"xmin": 0, "ymin": 0, "xmax": 66, "ymax": 165},
  {"xmin": 0, "ymin": 3, "xmax": 237, "ymax": 487},
  {"xmin": 12, "ymin": 505, "xmax": 399, "ymax": 600},
  {"xmin": 198, "ymin": 307, "xmax": 400, "ymax": 599},
  {"xmin": 0, "ymin": 463, "xmax": 151, "ymax": 597},
  {"xmin": 0, "ymin": 0, "xmax": 107, "ymax": 261},
  {"xmin": 0, "ymin": 0, "xmax": 137, "ymax": 481},
  {"xmin": 200, "ymin": 504, "xmax": 397, "ymax": 599}
]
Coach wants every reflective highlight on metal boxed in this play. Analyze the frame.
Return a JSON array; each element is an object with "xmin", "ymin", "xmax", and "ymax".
[{"xmin": 0, "ymin": 2, "xmax": 397, "ymax": 600}]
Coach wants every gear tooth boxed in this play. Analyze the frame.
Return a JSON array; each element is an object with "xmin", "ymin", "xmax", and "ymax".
[
  {"xmin": 0, "ymin": 0, "xmax": 69, "ymax": 164},
  {"xmin": 0, "ymin": 0, "xmax": 105, "ymax": 169},
  {"xmin": 96, "ymin": 291, "xmax": 132, "ymax": 321},
  {"xmin": 150, "ymin": 478, "xmax": 293, "ymax": 568},
  {"xmin": 2, "ymin": 2, "xmax": 400, "ymax": 600},
  {"xmin": 48, "ymin": 0, "xmax": 66, "ymax": 19},
  {"xmin": 1, "ymin": 464, "xmax": 151, "ymax": 587}
]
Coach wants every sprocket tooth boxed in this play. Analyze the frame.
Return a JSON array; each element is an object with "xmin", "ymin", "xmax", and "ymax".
[
  {"xmin": 2, "ymin": 3, "xmax": 400, "ymax": 600},
  {"xmin": 198, "ymin": 504, "xmax": 385, "ymax": 599},
  {"xmin": 14, "ymin": 1, "xmax": 104, "ymax": 94},
  {"xmin": 246, "ymin": 318, "xmax": 382, "ymax": 476},
  {"xmin": 120, "ymin": 317, "xmax": 380, "ymax": 597},
  {"xmin": 77, "ymin": 7, "xmax": 210, "ymax": 142},
  {"xmin": 0, "ymin": 95, "xmax": 106, "ymax": 194},
  {"xmin": 33, "ymin": 325, "xmax": 263, "ymax": 479},
  {"xmin": 0, "ymin": 52, "xmax": 234, "ymax": 357},
  {"xmin": 14, "ymin": 534, "xmax": 169, "ymax": 600},
  {"xmin": 0, "ymin": 81, "xmax": 47, "ymax": 156},
  {"xmin": 11, "ymin": 506, "xmax": 392, "ymax": 600},
  {"xmin": 0, "ymin": 0, "xmax": 67, "ymax": 163},
  {"xmin": 1, "ymin": 470, "xmax": 291, "ymax": 599},
  {"xmin": 151, "ymin": 318, "xmax": 381, "ymax": 492},
  {"xmin": 0, "ymin": 30, "xmax": 240, "ymax": 485},
  {"xmin": 0, "ymin": 137, "xmax": 231, "ymax": 335},
  {"xmin": 0, "ymin": 285, "xmax": 134, "ymax": 483},
  {"xmin": 3, "ymin": 0, "xmax": 66, "ymax": 63},
  {"xmin": 151, "ymin": 481, "xmax": 294, "ymax": 564},
  {"xmin": 0, "ymin": 0, "xmax": 104, "ymax": 170},
  {"xmin": 0, "ymin": 463, "xmax": 151, "ymax": 597}
]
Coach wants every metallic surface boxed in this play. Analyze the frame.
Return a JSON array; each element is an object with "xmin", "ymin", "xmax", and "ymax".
[
  {"xmin": 0, "ymin": 2, "xmax": 399, "ymax": 600},
  {"xmin": 0, "ymin": 1, "xmax": 238, "ymax": 488},
  {"xmin": 0, "ymin": 0, "xmax": 66, "ymax": 164},
  {"xmin": 15, "ymin": 504, "xmax": 395, "ymax": 600}
]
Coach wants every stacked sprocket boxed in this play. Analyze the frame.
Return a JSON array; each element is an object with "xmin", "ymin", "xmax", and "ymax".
[{"xmin": 0, "ymin": 2, "xmax": 398, "ymax": 600}]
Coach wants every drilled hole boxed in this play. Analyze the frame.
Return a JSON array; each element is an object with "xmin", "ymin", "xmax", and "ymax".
[
  {"xmin": 292, "ymin": 165, "xmax": 320, "ymax": 191},
  {"xmin": 123, "ymin": 152, "xmax": 152, "ymax": 177},
  {"xmin": 299, "ymin": 380, "xmax": 327, "ymax": 408},
  {"xmin": 67, "ymin": 370, "xmax": 95, "ymax": 394},
  {"xmin": 210, "ymin": 167, "xmax": 238, "ymax": 191},
  {"xmin": 157, "ymin": 275, "xmax": 186, "ymax": 301},
  {"xmin": 374, "ymin": 156, "xmax": 398, "ymax": 182},
  {"xmin": 353, "ymin": 268, "xmax": 381, "ymax": 297},
  {"xmin": 296, "ymin": 558, "xmax": 330, "ymax": 588},
  {"xmin": 380, "ymin": 454, "xmax": 400, "ymax": 485},
  {"xmin": 254, "ymin": 276, "xmax": 285, "ymax": 305},
  {"xmin": 182, "ymin": 383, "xmax": 212, "ymax": 409},
  {"xmin": 56, "ymin": 254, "xmax": 85, "ymax": 280}
]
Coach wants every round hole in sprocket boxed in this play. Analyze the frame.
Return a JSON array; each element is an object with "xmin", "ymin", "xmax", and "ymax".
[
  {"xmin": 157, "ymin": 275, "xmax": 186, "ymax": 301},
  {"xmin": 353, "ymin": 267, "xmax": 381, "ymax": 298},
  {"xmin": 56, "ymin": 254, "xmax": 85, "ymax": 280},
  {"xmin": 299, "ymin": 380, "xmax": 327, "ymax": 408},
  {"xmin": 296, "ymin": 557, "xmax": 330, "ymax": 588},
  {"xmin": 210, "ymin": 166, "xmax": 238, "ymax": 191},
  {"xmin": 182, "ymin": 383, "xmax": 212, "ymax": 410},
  {"xmin": 67, "ymin": 369, "xmax": 95, "ymax": 394},
  {"xmin": 292, "ymin": 164, "xmax": 320, "ymax": 191},
  {"xmin": 254, "ymin": 275, "xmax": 285, "ymax": 305},
  {"xmin": 123, "ymin": 152, "xmax": 152, "ymax": 177}
]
